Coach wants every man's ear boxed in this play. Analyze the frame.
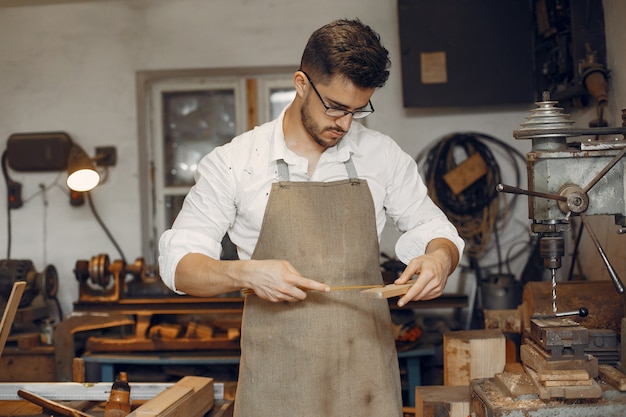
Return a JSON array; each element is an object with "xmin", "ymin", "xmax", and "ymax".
[{"xmin": 293, "ymin": 71, "xmax": 307, "ymax": 97}]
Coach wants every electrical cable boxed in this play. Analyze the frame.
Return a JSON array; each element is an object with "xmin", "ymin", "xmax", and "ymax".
[
  {"xmin": 1, "ymin": 150, "xmax": 15, "ymax": 259},
  {"xmin": 416, "ymin": 132, "xmax": 526, "ymax": 261},
  {"xmin": 86, "ymin": 191, "xmax": 127, "ymax": 264}
]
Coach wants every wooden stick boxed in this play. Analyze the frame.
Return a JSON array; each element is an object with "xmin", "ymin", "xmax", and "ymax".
[
  {"xmin": 242, "ymin": 280, "xmax": 419, "ymax": 298},
  {"xmin": 241, "ymin": 284, "xmax": 383, "ymax": 296},
  {"xmin": 0, "ymin": 281, "xmax": 26, "ymax": 359},
  {"xmin": 17, "ymin": 389, "xmax": 95, "ymax": 417}
]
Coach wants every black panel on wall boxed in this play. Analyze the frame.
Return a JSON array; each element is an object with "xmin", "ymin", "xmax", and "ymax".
[{"xmin": 398, "ymin": 0, "xmax": 535, "ymax": 107}]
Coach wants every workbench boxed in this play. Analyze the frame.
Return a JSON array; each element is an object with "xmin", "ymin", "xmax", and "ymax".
[{"xmin": 82, "ymin": 352, "xmax": 240, "ymax": 382}]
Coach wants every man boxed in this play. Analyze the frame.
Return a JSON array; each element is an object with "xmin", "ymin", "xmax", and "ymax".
[{"xmin": 159, "ymin": 19, "xmax": 464, "ymax": 417}]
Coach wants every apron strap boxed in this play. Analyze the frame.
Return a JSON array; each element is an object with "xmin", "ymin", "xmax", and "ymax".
[
  {"xmin": 277, "ymin": 158, "xmax": 290, "ymax": 182},
  {"xmin": 276, "ymin": 156, "xmax": 359, "ymax": 181}
]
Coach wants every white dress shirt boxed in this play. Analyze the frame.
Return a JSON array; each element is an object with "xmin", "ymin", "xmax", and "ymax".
[{"xmin": 158, "ymin": 109, "xmax": 465, "ymax": 293}]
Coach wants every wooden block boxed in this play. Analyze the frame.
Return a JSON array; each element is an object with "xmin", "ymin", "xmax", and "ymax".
[
  {"xmin": 599, "ymin": 364, "xmax": 626, "ymax": 391},
  {"xmin": 184, "ymin": 322, "xmax": 214, "ymax": 339},
  {"xmin": 414, "ymin": 385, "xmax": 470, "ymax": 417},
  {"xmin": 73, "ymin": 357, "xmax": 85, "ymax": 383},
  {"xmin": 361, "ymin": 279, "xmax": 416, "ymax": 299},
  {"xmin": 443, "ymin": 329, "xmax": 506, "ymax": 386},
  {"xmin": 494, "ymin": 371, "xmax": 536, "ymax": 398},
  {"xmin": 226, "ymin": 328, "xmax": 240, "ymax": 341},
  {"xmin": 128, "ymin": 376, "xmax": 213, "ymax": 417},
  {"xmin": 483, "ymin": 308, "xmax": 522, "ymax": 334},
  {"xmin": 149, "ymin": 324, "xmax": 182, "ymax": 340}
]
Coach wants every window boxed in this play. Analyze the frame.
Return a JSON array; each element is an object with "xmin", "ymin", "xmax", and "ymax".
[{"xmin": 138, "ymin": 68, "xmax": 296, "ymax": 263}]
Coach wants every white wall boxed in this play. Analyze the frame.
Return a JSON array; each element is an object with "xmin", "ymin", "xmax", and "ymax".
[{"xmin": 0, "ymin": 0, "xmax": 623, "ymax": 317}]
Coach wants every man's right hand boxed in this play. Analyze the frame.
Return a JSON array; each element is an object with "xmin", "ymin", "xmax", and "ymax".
[
  {"xmin": 240, "ymin": 259, "xmax": 330, "ymax": 302},
  {"xmin": 174, "ymin": 254, "xmax": 329, "ymax": 302}
]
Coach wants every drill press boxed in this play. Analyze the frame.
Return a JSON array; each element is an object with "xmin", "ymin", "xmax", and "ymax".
[{"xmin": 470, "ymin": 95, "xmax": 626, "ymax": 415}]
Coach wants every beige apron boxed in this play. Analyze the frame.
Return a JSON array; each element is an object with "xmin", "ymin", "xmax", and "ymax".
[{"xmin": 234, "ymin": 158, "xmax": 402, "ymax": 417}]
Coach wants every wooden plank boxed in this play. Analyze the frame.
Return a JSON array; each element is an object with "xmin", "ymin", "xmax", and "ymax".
[
  {"xmin": 536, "ymin": 369, "xmax": 590, "ymax": 382},
  {"xmin": 128, "ymin": 376, "xmax": 213, "ymax": 417},
  {"xmin": 0, "ymin": 282, "xmax": 26, "ymax": 359},
  {"xmin": 524, "ymin": 366, "xmax": 602, "ymax": 400},
  {"xmin": 542, "ymin": 379, "xmax": 592, "ymax": 387},
  {"xmin": 134, "ymin": 385, "xmax": 193, "ymax": 417},
  {"xmin": 361, "ymin": 280, "xmax": 416, "ymax": 299},
  {"xmin": 599, "ymin": 364, "xmax": 626, "ymax": 391}
]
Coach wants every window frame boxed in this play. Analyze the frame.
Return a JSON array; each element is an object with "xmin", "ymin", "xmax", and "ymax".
[{"xmin": 136, "ymin": 67, "xmax": 296, "ymax": 263}]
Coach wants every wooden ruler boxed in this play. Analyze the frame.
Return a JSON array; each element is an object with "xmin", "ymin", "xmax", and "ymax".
[{"xmin": 242, "ymin": 279, "xmax": 417, "ymax": 298}]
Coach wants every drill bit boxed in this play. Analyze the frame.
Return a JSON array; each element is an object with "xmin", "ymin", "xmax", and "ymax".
[{"xmin": 551, "ymin": 268, "xmax": 557, "ymax": 313}]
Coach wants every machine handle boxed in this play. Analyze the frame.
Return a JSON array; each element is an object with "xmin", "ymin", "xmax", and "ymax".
[{"xmin": 496, "ymin": 184, "xmax": 567, "ymax": 202}]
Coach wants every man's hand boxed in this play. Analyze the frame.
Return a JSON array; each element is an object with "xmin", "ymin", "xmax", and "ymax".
[
  {"xmin": 394, "ymin": 238, "xmax": 459, "ymax": 307},
  {"xmin": 241, "ymin": 259, "xmax": 330, "ymax": 303},
  {"xmin": 174, "ymin": 254, "xmax": 329, "ymax": 301}
]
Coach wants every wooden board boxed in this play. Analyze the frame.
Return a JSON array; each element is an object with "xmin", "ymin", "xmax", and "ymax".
[
  {"xmin": 361, "ymin": 280, "xmax": 416, "ymax": 299},
  {"xmin": 0, "ymin": 282, "xmax": 26, "ymax": 359},
  {"xmin": 443, "ymin": 329, "xmax": 506, "ymax": 386},
  {"xmin": 128, "ymin": 376, "xmax": 213, "ymax": 417}
]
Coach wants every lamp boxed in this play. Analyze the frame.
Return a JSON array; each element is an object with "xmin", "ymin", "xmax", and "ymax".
[
  {"xmin": 3, "ymin": 132, "xmax": 116, "ymax": 206},
  {"xmin": 66, "ymin": 143, "xmax": 100, "ymax": 192}
]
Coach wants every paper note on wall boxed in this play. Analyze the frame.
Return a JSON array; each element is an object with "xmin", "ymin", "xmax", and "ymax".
[{"xmin": 420, "ymin": 51, "xmax": 448, "ymax": 84}]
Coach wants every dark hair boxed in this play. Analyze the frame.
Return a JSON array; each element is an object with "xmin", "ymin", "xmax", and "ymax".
[{"xmin": 300, "ymin": 19, "xmax": 390, "ymax": 89}]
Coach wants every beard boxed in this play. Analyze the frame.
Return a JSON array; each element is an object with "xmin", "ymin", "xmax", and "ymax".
[{"xmin": 300, "ymin": 102, "xmax": 346, "ymax": 149}]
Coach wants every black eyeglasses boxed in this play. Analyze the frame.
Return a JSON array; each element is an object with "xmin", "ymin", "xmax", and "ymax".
[{"xmin": 300, "ymin": 70, "xmax": 374, "ymax": 119}]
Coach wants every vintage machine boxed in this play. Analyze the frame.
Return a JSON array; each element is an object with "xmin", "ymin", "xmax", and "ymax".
[
  {"xmin": 0, "ymin": 259, "xmax": 59, "ymax": 331},
  {"xmin": 472, "ymin": 95, "xmax": 626, "ymax": 416},
  {"xmin": 73, "ymin": 254, "xmax": 172, "ymax": 303}
]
